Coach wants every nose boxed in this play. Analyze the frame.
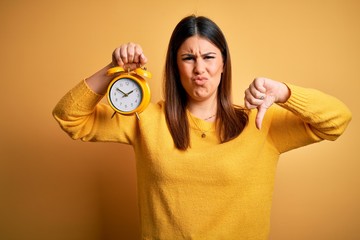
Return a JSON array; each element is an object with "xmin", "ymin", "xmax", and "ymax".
[{"xmin": 193, "ymin": 59, "xmax": 205, "ymax": 75}]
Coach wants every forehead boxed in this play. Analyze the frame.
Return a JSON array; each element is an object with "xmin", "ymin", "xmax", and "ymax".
[{"xmin": 178, "ymin": 36, "xmax": 220, "ymax": 54}]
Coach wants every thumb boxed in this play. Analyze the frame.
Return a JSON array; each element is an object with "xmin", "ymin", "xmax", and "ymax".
[
  {"xmin": 255, "ymin": 105, "xmax": 267, "ymax": 130},
  {"xmin": 255, "ymin": 95, "xmax": 275, "ymax": 130}
]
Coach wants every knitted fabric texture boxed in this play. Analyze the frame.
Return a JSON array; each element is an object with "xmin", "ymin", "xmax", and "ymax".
[{"xmin": 53, "ymin": 80, "xmax": 351, "ymax": 239}]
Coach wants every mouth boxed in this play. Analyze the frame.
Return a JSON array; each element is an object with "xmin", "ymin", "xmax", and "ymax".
[{"xmin": 192, "ymin": 76, "xmax": 208, "ymax": 85}]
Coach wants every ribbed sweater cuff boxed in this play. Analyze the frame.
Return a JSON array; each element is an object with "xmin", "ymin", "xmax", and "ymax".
[
  {"xmin": 277, "ymin": 83, "xmax": 310, "ymax": 114},
  {"xmin": 70, "ymin": 79, "xmax": 104, "ymax": 110}
]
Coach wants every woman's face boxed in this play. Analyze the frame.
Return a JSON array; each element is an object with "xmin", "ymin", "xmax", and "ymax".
[{"xmin": 177, "ymin": 36, "xmax": 224, "ymax": 103}]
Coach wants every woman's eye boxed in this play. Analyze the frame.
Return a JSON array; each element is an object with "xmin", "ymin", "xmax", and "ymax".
[
  {"xmin": 204, "ymin": 55, "xmax": 215, "ymax": 60},
  {"xmin": 182, "ymin": 56, "xmax": 194, "ymax": 61},
  {"xmin": 181, "ymin": 54, "xmax": 215, "ymax": 61}
]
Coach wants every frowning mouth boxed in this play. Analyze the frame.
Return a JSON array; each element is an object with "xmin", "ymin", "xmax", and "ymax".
[{"xmin": 192, "ymin": 76, "xmax": 208, "ymax": 85}]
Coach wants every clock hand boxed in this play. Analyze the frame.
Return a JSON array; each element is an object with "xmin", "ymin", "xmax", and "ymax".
[
  {"xmin": 126, "ymin": 89, "xmax": 135, "ymax": 96},
  {"xmin": 121, "ymin": 89, "xmax": 137, "ymax": 98},
  {"xmin": 116, "ymin": 88, "xmax": 128, "ymax": 97}
]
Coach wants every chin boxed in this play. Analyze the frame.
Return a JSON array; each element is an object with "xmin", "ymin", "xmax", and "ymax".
[{"xmin": 193, "ymin": 94, "xmax": 211, "ymax": 102}]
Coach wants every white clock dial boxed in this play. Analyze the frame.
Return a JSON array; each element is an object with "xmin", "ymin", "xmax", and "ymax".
[{"xmin": 108, "ymin": 78, "xmax": 142, "ymax": 112}]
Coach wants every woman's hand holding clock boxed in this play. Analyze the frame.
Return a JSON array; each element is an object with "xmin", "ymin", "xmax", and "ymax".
[
  {"xmin": 112, "ymin": 43, "xmax": 148, "ymax": 70},
  {"xmin": 85, "ymin": 43, "xmax": 147, "ymax": 95}
]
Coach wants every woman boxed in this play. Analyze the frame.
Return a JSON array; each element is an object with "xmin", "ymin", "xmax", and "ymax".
[{"xmin": 53, "ymin": 15, "xmax": 352, "ymax": 239}]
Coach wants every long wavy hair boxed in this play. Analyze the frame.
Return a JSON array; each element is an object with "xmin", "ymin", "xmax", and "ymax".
[{"xmin": 164, "ymin": 15, "xmax": 248, "ymax": 150}]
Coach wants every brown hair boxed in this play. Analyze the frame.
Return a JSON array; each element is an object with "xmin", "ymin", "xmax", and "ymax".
[{"xmin": 164, "ymin": 15, "xmax": 248, "ymax": 150}]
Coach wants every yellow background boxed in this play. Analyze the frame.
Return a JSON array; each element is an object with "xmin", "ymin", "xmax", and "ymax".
[{"xmin": 1, "ymin": 0, "xmax": 359, "ymax": 239}]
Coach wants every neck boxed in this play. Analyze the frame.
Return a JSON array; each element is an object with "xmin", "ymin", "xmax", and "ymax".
[{"xmin": 187, "ymin": 96, "xmax": 217, "ymax": 122}]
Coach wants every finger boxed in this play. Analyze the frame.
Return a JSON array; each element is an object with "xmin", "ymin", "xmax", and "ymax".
[
  {"xmin": 255, "ymin": 95, "xmax": 276, "ymax": 129},
  {"xmin": 112, "ymin": 48, "xmax": 124, "ymax": 67},
  {"xmin": 120, "ymin": 45, "xmax": 128, "ymax": 64},
  {"xmin": 249, "ymin": 86, "xmax": 266, "ymax": 101},
  {"xmin": 244, "ymin": 99, "xmax": 255, "ymax": 109},
  {"xmin": 127, "ymin": 43, "xmax": 135, "ymax": 63},
  {"xmin": 133, "ymin": 45, "xmax": 143, "ymax": 64},
  {"xmin": 250, "ymin": 82, "xmax": 266, "ymax": 99},
  {"xmin": 256, "ymin": 105, "xmax": 267, "ymax": 130},
  {"xmin": 139, "ymin": 53, "xmax": 148, "ymax": 66},
  {"xmin": 244, "ymin": 88, "xmax": 265, "ymax": 108},
  {"xmin": 253, "ymin": 77, "xmax": 267, "ymax": 93}
]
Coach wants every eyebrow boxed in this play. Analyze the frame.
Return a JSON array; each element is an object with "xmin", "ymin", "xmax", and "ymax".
[{"xmin": 180, "ymin": 52, "xmax": 217, "ymax": 57}]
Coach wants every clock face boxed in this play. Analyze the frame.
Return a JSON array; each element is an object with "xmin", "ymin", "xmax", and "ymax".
[{"xmin": 108, "ymin": 78, "xmax": 143, "ymax": 113}]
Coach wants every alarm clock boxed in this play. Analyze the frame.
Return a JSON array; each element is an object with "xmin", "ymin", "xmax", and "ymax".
[{"xmin": 106, "ymin": 66, "xmax": 151, "ymax": 119}]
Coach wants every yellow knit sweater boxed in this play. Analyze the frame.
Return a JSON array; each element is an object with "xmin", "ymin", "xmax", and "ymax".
[{"xmin": 53, "ymin": 80, "xmax": 351, "ymax": 239}]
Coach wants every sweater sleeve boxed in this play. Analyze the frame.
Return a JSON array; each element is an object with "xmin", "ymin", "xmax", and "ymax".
[
  {"xmin": 52, "ymin": 80, "xmax": 137, "ymax": 144},
  {"xmin": 268, "ymin": 83, "xmax": 352, "ymax": 153}
]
